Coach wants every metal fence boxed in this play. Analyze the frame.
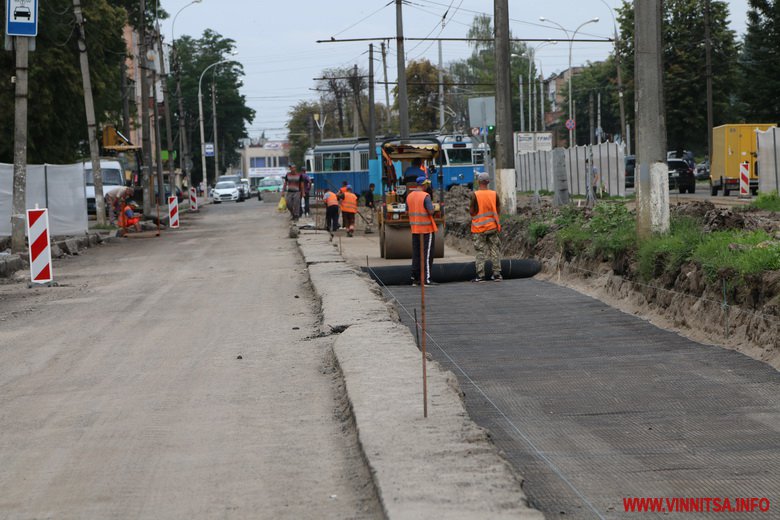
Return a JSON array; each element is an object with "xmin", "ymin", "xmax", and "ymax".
[
  {"xmin": 756, "ymin": 127, "xmax": 780, "ymax": 194},
  {"xmin": 0, "ymin": 163, "xmax": 88, "ymax": 237},
  {"xmin": 516, "ymin": 143, "xmax": 626, "ymax": 197}
]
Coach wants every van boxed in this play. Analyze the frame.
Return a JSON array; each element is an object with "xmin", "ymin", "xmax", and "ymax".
[{"xmin": 83, "ymin": 159, "xmax": 126, "ymax": 213}]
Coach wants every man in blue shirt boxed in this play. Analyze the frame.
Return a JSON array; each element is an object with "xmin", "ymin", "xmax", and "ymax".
[{"xmin": 402, "ymin": 158, "xmax": 426, "ymax": 184}]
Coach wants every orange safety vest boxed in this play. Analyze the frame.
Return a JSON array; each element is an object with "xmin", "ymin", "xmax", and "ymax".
[
  {"xmin": 324, "ymin": 190, "xmax": 339, "ymax": 207},
  {"xmin": 341, "ymin": 192, "xmax": 358, "ymax": 213},
  {"xmin": 407, "ymin": 189, "xmax": 437, "ymax": 234},
  {"xmin": 118, "ymin": 204, "xmax": 132, "ymax": 228},
  {"xmin": 471, "ymin": 189, "xmax": 501, "ymax": 234}
]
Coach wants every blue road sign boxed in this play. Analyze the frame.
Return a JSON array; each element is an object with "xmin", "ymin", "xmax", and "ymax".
[
  {"xmin": 6, "ymin": 0, "xmax": 38, "ymax": 37},
  {"xmin": 204, "ymin": 143, "xmax": 215, "ymax": 157}
]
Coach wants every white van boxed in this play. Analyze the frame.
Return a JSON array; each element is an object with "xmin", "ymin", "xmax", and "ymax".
[{"xmin": 83, "ymin": 159, "xmax": 125, "ymax": 213}]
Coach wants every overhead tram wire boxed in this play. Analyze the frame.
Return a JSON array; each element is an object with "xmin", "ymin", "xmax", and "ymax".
[
  {"xmin": 405, "ymin": 0, "xmax": 456, "ymax": 56},
  {"xmin": 330, "ymin": 0, "xmax": 395, "ymax": 39}
]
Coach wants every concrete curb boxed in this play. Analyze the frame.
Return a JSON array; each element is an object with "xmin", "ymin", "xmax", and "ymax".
[{"xmin": 298, "ymin": 232, "xmax": 543, "ymax": 520}]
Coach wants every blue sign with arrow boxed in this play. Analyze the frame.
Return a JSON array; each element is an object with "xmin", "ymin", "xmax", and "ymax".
[{"xmin": 6, "ymin": 0, "xmax": 38, "ymax": 37}]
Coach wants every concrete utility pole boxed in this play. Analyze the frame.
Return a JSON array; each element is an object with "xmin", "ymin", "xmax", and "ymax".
[
  {"xmin": 494, "ymin": 0, "xmax": 516, "ymax": 214},
  {"xmin": 438, "ymin": 15, "xmax": 445, "ymax": 132},
  {"xmin": 155, "ymin": 29, "xmax": 177, "ymax": 195},
  {"xmin": 519, "ymin": 76, "xmax": 524, "ymax": 133},
  {"xmin": 368, "ymin": 44, "xmax": 377, "ymax": 160},
  {"xmin": 212, "ymin": 82, "xmax": 220, "ymax": 177},
  {"xmin": 10, "ymin": 37, "xmax": 29, "ymax": 254},
  {"xmin": 635, "ymin": 0, "xmax": 669, "ymax": 237},
  {"xmin": 589, "ymin": 92, "xmax": 595, "ymax": 145},
  {"xmin": 381, "ymin": 41, "xmax": 391, "ymax": 132},
  {"xmin": 152, "ymin": 67, "xmax": 166, "ymax": 205},
  {"xmin": 73, "ymin": 0, "xmax": 106, "ymax": 226},
  {"xmin": 139, "ymin": 0, "xmax": 154, "ymax": 215},
  {"xmin": 120, "ymin": 60, "xmax": 131, "ymax": 138},
  {"xmin": 705, "ymin": 0, "xmax": 714, "ymax": 163},
  {"xmin": 395, "ymin": 0, "xmax": 409, "ymax": 138}
]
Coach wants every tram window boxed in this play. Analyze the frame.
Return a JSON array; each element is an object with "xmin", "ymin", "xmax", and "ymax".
[
  {"xmin": 447, "ymin": 148, "xmax": 473, "ymax": 165},
  {"xmin": 473, "ymin": 151, "xmax": 485, "ymax": 164},
  {"xmin": 360, "ymin": 151, "xmax": 369, "ymax": 170},
  {"xmin": 320, "ymin": 152, "xmax": 351, "ymax": 172}
]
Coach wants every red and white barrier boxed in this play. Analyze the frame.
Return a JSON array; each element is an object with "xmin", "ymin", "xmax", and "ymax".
[
  {"xmin": 189, "ymin": 187, "xmax": 198, "ymax": 211},
  {"xmin": 26, "ymin": 207, "xmax": 53, "ymax": 284},
  {"xmin": 739, "ymin": 162, "xmax": 751, "ymax": 198},
  {"xmin": 168, "ymin": 196, "xmax": 180, "ymax": 228}
]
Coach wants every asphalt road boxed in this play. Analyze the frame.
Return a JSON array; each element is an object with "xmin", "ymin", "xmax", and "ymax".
[
  {"xmin": 0, "ymin": 201, "xmax": 382, "ymax": 519},
  {"xmin": 389, "ymin": 279, "xmax": 780, "ymax": 519}
]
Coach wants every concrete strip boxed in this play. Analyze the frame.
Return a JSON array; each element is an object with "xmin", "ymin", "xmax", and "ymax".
[{"xmin": 299, "ymin": 232, "xmax": 543, "ymax": 520}]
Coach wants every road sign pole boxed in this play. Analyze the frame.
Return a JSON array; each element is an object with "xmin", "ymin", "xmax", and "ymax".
[{"xmin": 10, "ymin": 36, "xmax": 29, "ymax": 254}]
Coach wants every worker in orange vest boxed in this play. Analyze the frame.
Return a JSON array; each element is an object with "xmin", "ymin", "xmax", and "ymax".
[
  {"xmin": 323, "ymin": 188, "xmax": 340, "ymax": 232},
  {"xmin": 119, "ymin": 200, "xmax": 142, "ymax": 234},
  {"xmin": 470, "ymin": 172, "xmax": 502, "ymax": 282},
  {"xmin": 408, "ymin": 176, "xmax": 437, "ymax": 286},
  {"xmin": 340, "ymin": 185, "xmax": 358, "ymax": 237}
]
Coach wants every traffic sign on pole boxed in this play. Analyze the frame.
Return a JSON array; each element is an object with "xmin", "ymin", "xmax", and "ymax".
[
  {"xmin": 565, "ymin": 119, "xmax": 576, "ymax": 131},
  {"xmin": 204, "ymin": 142, "xmax": 215, "ymax": 157},
  {"xmin": 6, "ymin": 0, "xmax": 38, "ymax": 37}
]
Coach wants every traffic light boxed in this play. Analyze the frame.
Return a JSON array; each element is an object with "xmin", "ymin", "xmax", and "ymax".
[{"xmin": 488, "ymin": 125, "xmax": 495, "ymax": 132}]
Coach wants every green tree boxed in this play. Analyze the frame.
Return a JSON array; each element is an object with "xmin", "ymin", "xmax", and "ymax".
[
  {"xmin": 740, "ymin": 0, "xmax": 780, "ymax": 122},
  {"xmin": 172, "ymin": 31, "xmax": 254, "ymax": 184},
  {"xmin": 569, "ymin": 58, "xmax": 621, "ymax": 145},
  {"xmin": 0, "ymin": 0, "xmax": 127, "ymax": 163},
  {"xmin": 617, "ymin": 0, "xmax": 739, "ymax": 155},
  {"xmin": 392, "ymin": 59, "xmax": 452, "ymax": 133}
]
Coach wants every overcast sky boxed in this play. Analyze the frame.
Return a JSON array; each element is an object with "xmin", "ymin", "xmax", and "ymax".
[{"xmin": 161, "ymin": 0, "xmax": 750, "ymax": 141}]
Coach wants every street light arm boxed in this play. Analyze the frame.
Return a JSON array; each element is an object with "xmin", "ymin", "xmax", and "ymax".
[{"xmin": 171, "ymin": 0, "xmax": 203, "ymax": 44}]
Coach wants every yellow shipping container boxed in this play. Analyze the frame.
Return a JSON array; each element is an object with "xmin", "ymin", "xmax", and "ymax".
[{"xmin": 710, "ymin": 123, "xmax": 776, "ymax": 196}]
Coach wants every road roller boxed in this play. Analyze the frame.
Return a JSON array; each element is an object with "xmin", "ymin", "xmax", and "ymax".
[{"xmin": 378, "ymin": 138, "xmax": 446, "ymax": 259}]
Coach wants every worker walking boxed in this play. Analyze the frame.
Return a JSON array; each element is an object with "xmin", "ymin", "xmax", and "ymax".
[
  {"xmin": 408, "ymin": 176, "xmax": 437, "ymax": 287},
  {"xmin": 470, "ymin": 172, "xmax": 502, "ymax": 282},
  {"xmin": 283, "ymin": 165, "xmax": 303, "ymax": 221},
  {"xmin": 323, "ymin": 188, "xmax": 340, "ymax": 232},
  {"xmin": 340, "ymin": 185, "xmax": 358, "ymax": 237}
]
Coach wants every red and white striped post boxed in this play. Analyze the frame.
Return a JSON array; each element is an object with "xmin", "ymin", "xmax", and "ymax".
[
  {"xmin": 168, "ymin": 196, "xmax": 180, "ymax": 229},
  {"xmin": 739, "ymin": 161, "xmax": 751, "ymax": 199},
  {"xmin": 26, "ymin": 207, "xmax": 53, "ymax": 284},
  {"xmin": 189, "ymin": 186, "xmax": 198, "ymax": 212}
]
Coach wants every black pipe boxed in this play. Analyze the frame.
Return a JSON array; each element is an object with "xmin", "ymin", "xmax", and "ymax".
[{"xmin": 362, "ymin": 259, "xmax": 542, "ymax": 285}]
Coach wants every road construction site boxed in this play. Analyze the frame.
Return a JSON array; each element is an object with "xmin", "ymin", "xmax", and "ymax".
[{"xmin": 0, "ymin": 199, "xmax": 778, "ymax": 519}]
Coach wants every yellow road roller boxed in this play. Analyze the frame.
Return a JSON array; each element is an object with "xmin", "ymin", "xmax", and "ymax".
[{"xmin": 378, "ymin": 138, "xmax": 446, "ymax": 259}]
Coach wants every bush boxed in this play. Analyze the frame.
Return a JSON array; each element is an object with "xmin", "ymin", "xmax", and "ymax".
[{"xmin": 528, "ymin": 221, "xmax": 551, "ymax": 243}]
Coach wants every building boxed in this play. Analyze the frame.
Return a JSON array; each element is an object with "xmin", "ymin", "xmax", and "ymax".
[
  {"xmin": 240, "ymin": 138, "xmax": 291, "ymax": 185},
  {"xmin": 544, "ymin": 66, "xmax": 584, "ymax": 148}
]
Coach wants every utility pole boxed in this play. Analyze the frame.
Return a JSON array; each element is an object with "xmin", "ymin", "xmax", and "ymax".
[
  {"xmin": 612, "ymin": 19, "xmax": 627, "ymax": 153},
  {"xmin": 155, "ymin": 27, "xmax": 177, "ymax": 196},
  {"xmin": 212, "ymin": 82, "xmax": 220, "ymax": 177},
  {"xmin": 381, "ymin": 41, "xmax": 391, "ymax": 132},
  {"xmin": 494, "ymin": 0, "xmax": 516, "ymax": 214},
  {"xmin": 395, "ymin": 0, "xmax": 409, "ymax": 138},
  {"xmin": 704, "ymin": 0, "xmax": 714, "ymax": 163},
  {"xmin": 369, "ymin": 44, "xmax": 377, "ymax": 160},
  {"xmin": 539, "ymin": 73, "xmax": 545, "ymax": 131},
  {"xmin": 10, "ymin": 37, "xmax": 30, "ymax": 253},
  {"xmin": 519, "ymin": 77, "xmax": 524, "ymax": 133},
  {"xmin": 152, "ymin": 67, "xmax": 166, "ymax": 205},
  {"xmin": 139, "ymin": 0, "xmax": 154, "ymax": 215},
  {"xmin": 438, "ymin": 15, "xmax": 445, "ymax": 132},
  {"xmin": 353, "ymin": 64, "xmax": 360, "ymax": 139},
  {"xmin": 174, "ymin": 51, "xmax": 192, "ymax": 194},
  {"xmin": 120, "ymin": 60, "xmax": 131, "ymax": 137},
  {"xmin": 597, "ymin": 92, "xmax": 602, "ymax": 144},
  {"xmin": 73, "ymin": 0, "xmax": 106, "ymax": 226},
  {"xmin": 635, "ymin": 0, "xmax": 669, "ymax": 237},
  {"xmin": 589, "ymin": 92, "xmax": 595, "ymax": 145}
]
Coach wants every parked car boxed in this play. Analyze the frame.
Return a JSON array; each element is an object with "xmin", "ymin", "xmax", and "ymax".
[
  {"xmin": 668, "ymin": 158, "xmax": 696, "ymax": 193},
  {"xmin": 695, "ymin": 161, "xmax": 710, "ymax": 181},
  {"xmin": 212, "ymin": 181, "xmax": 240, "ymax": 203},
  {"xmin": 625, "ymin": 155, "xmax": 635, "ymax": 188},
  {"xmin": 256, "ymin": 176, "xmax": 284, "ymax": 200}
]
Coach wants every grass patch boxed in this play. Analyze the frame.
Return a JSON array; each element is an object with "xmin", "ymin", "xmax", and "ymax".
[
  {"xmin": 528, "ymin": 221, "xmax": 551, "ymax": 243},
  {"xmin": 637, "ymin": 217, "xmax": 703, "ymax": 281},
  {"xmin": 692, "ymin": 230, "xmax": 780, "ymax": 281},
  {"xmin": 749, "ymin": 191, "xmax": 780, "ymax": 212},
  {"xmin": 554, "ymin": 203, "xmax": 635, "ymax": 260}
]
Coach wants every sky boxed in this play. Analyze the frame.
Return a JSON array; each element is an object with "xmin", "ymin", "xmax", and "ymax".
[{"xmin": 160, "ymin": 0, "xmax": 751, "ymax": 141}]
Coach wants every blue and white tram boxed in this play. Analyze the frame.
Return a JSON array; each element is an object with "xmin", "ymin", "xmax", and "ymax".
[{"xmin": 304, "ymin": 134, "xmax": 487, "ymax": 196}]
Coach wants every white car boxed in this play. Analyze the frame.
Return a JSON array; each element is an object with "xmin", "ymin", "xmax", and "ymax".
[{"xmin": 212, "ymin": 181, "xmax": 240, "ymax": 203}]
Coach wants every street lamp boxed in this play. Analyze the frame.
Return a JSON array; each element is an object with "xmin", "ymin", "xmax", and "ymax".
[
  {"xmin": 540, "ymin": 16, "xmax": 599, "ymax": 146},
  {"xmin": 198, "ymin": 55, "xmax": 237, "ymax": 195},
  {"xmin": 171, "ymin": 0, "xmax": 203, "ymax": 198}
]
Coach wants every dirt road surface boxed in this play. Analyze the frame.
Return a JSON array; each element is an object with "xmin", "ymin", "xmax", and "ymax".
[{"xmin": 0, "ymin": 202, "xmax": 382, "ymax": 519}]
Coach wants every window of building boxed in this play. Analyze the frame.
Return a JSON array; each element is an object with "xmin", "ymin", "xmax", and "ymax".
[
  {"xmin": 278, "ymin": 156, "xmax": 289, "ymax": 167},
  {"xmin": 250, "ymin": 157, "xmax": 266, "ymax": 168}
]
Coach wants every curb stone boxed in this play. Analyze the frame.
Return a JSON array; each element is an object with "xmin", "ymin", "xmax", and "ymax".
[{"xmin": 297, "ymin": 231, "xmax": 544, "ymax": 520}]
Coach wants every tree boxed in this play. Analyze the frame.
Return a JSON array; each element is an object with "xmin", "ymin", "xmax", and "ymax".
[
  {"xmin": 393, "ymin": 59, "xmax": 452, "ymax": 133},
  {"xmin": 0, "ymin": 0, "xmax": 127, "ymax": 163},
  {"xmin": 740, "ymin": 0, "xmax": 780, "ymax": 122},
  {"xmin": 172, "ymin": 31, "xmax": 254, "ymax": 185},
  {"xmin": 568, "ymin": 59, "xmax": 621, "ymax": 145},
  {"xmin": 617, "ymin": 0, "xmax": 739, "ymax": 155}
]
